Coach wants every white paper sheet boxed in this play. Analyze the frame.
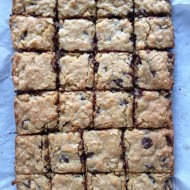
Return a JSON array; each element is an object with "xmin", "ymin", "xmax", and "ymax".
[{"xmin": 0, "ymin": 0, "xmax": 190, "ymax": 189}]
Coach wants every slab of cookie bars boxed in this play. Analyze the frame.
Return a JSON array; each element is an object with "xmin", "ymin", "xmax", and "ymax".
[
  {"xmin": 95, "ymin": 53, "xmax": 133, "ymax": 90},
  {"xmin": 12, "ymin": 0, "xmax": 56, "ymax": 18},
  {"xmin": 49, "ymin": 132, "xmax": 84, "ymax": 173},
  {"xmin": 16, "ymin": 174, "xmax": 51, "ymax": 190},
  {"xmin": 94, "ymin": 91, "xmax": 133, "ymax": 129},
  {"xmin": 12, "ymin": 52, "xmax": 56, "ymax": 91},
  {"xmin": 96, "ymin": 19, "xmax": 133, "ymax": 52},
  {"xmin": 52, "ymin": 174, "xmax": 85, "ymax": 190},
  {"xmin": 134, "ymin": 90, "xmax": 172, "ymax": 129},
  {"xmin": 58, "ymin": 0, "xmax": 96, "ymax": 19},
  {"xmin": 59, "ymin": 53, "xmax": 94, "ymax": 91},
  {"xmin": 97, "ymin": 0, "xmax": 133, "ymax": 18},
  {"xmin": 10, "ymin": 16, "xmax": 55, "ymax": 51},
  {"xmin": 87, "ymin": 173, "xmax": 126, "ymax": 190},
  {"xmin": 58, "ymin": 19, "xmax": 95, "ymax": 52},
  {"xmin": 134, "ymin": 0, "xmax": 171, "ymax": 16},
  {"xmin": 124, "ymin": 129, "xmax": 174, "ymax": 173},
  {"xmin": 135, "ymin": 17, "xmax": 174, "ymax": 50},
  {"xmin": 83, "ymin": 129, "xmax": 123, "ymax": 173},
  {"xmin": 15, "ymin": 135, "xmax": 49, "ymax": 174},
  {"xmin": 15, "ymin": 92, "xmax": 58, "ymax": 135},
  {"xmin": 135, "ymin": 50, "xmax": 174, "ymax": 90},
  {"xmin": 127, "ymin": 173, "xmax": 172, "ymax": 190},
  {"xmin": 59, "ymin": 91, "xmax": 93, "ymax": 132}
]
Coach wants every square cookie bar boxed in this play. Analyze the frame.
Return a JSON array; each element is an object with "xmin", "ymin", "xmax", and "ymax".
[
  {"xmin": 87, "ymin": 173, "xmax": 126, "ymax": 190},
  {"xmin": 52, "ymin": 174, "xmax": 85, "ymax": 190},
  {"xmin": 59, "ymin": 53, "xmax": 94, "ymax": 91},
  {"xmin": 58, "ymin": 19, "xmax": 95, "ymax": 52},
  {"xmin": 134, "ymin": 0, "xmax": 171, "ymax": 16},
  {"xmin": 134, "ymin": 90, "xmax": 172, "ymax": 129},
  {"xmin": 15, "ymin": 135, "xmax": 49, "ymax": 174},
  {"xmin": 58, "ymin": 0, "xmax": 96, "ymax": 19},
  {"xmin": 95, "ymin": 53, "xmax": 133, "ymax": 90},
  {"xmin": 94, "ymin": 91, "xmax": 133, "ymax": 129},
  {"xmin": 135, "ymin": 17, "xmax": 174, "ymax": 50},
  {"xmin": 49, "ymin": 132, "xmax": 84, "ymax": 173},
  {"xmin": 127, "ymin": 173, "xmax": 172, "ymax": 190},
  {"xmin": 124, "ymin": 129, "xmax": 174, "ymax": 173},
  {"xmin": 12, "ymin": 52, "xmax": 56, "ymax": 91},
  {"xmin": 96, "ymin": 19, "xmax": 133, "ymax": 52},
  {"xmin": 135, "ymin": 50, "xmax": 174, "ymax": 90},
  {"xmin": 15, "ymin": 92, "xmax": 58, "ymax": 135},
  {"xmin": 12, "ymin": 0, "xmax": 56, "ymax": 18},
  {"xmin": 16, "ymin": 174, "xmax": 51, "ymax": 190},
  {"xmin": 10, "ymin": 16, "xmax": 55, "ymax": 51},
  {"xmin": 83, "ymin": 129, "xmax": 123, "ymax": 173},
  {"xmin": 97, "ymin": 0, "xmax": 133, "ymax": 18},
  {"xmin": 59, "ymin": 92, "xmax": 93, "ymax": 132}
]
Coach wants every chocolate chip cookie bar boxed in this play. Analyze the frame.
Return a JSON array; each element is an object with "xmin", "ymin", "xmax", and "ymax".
[
  {"xmin": 124, "ymin": 129, "xmax": 174, "ymax": 173},
  {"xmin": 59, "ymin": 92, "xmax": 93, "ymax": 132},
  {"xmin": 49, "ymin": 132, "xmax": 84, "ymax": 173},
  {"xmin": 59, "ymin": 53, "xmax": 94, "ymax": 91},
  {"xmin": 15, "ymin": 135, "xmax": 49, "ymax": 174},
  {"xmin": 83, "ymin": 129, "xmax": 124, "ymax": 173},
  {"xmin": 94, "ymin": 91, "xmax": 133, "ymax": 129},
  {"xmin": 135, "ymin": 50, "xmax": 174, "ymax": 90},
  {"xmin": 15, "ymin": 92, "xmax": 58, "ymax": 135},
  {"xmin": 135, "ymin": 17, "xmax": 174, "ymax": 50},
  {"xmin": 87, "ymin": 173, "xmax": 126, "ymax": 190},
  {"xmin": 52, "ymin": 174, "xmax": 85, "ymax": 190},
  {"xmin": 97, "ymin": 0, "xmax": 133, "ymax": 18},
  {"xmin": 12, "ymin": 52, "xmax": 56, "ymax": 91},
  {"xmin": 96, "ymin": 19, "xmax": 133, "ymax": 52},
  {"xmin": 10, "ymin": 16, "xmax": 55, "ymax": 51},
  {"xmin": 134, "ymin": 0, "xmax": 171, "ymax": 16},
  {"xmin": 58, "ymin": 19, "xmax": 95, "ymax": 52},
  {"xmin": 16, "ymin": 174, "xmax": 51, "ymax": 190},
  {"xmin": 134, "ymin": 90, "xmax": 172, "ymax": 129},
  {"xmin": 12, "ymin": 0, "xmax": 56, "ymax": 18},
  {"xmin": 58, "ymin": 0, "xmax": 96, "ymax": 19},
  {"xmin": 95, "ymin": 53, "xmax": 133, "ymax": 90}
]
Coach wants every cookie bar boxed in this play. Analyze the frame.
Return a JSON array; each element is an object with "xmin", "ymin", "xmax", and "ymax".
[
  {"xmin": 49, "ymin": 132, "xmax": 84, "ymax": 173},
  {"xmin": 52, "ymin": 174, "xmax": 85, "ymax": 190},
  {"xmin": 58, "ymin": 0, "xmax": 96, "ymax": 19},
  {"xmin": 59, "ymin": 92, "xmax": 93, "ymax": 132},
  {"xmin": 15, "ymin": 135, "xmax": 49, "ymax": 174},
  {"xmin": 12, "ymin": 0, "xmax": 56, "ymax": 18},
  {"xmin": 127, "ymin": 173, "xmax": 172, "ymax": 190},
  {"xmin": 16, "ymin": 174, "xmax": 51, "ymax": 190},
  {"xmin": 97, "ymin": 0, "xmax": 133, "ymax": 18},
  {"xmin": 58, "ymin": 19, "xmax": 95, "ymax": 52},
  {"xmin": 59, "ymin": 53, "xmax": 94, "ymax": 91},
  {"xmin": 15, "ymin": 92, "xmax": 58, "ymax": 135},
  {"xmin": 124, "ymin": 129, "xmax": 174, "ymax": 173},
  {"xmin": 87, "ymin": 173, "xmax": 126, "ymax": 190},
  {"xmin": 94, "ymin": 91, "xmax": 133, "ymax": 129},
  {"xmin": 10, "ymin": 16, "xmax": 55, "ymax": 51},
  {"xmin": 95, "ymin": 53, "xmax": 133, "ymax": 90},
  {"xmin": 135, "ymin": 0, "xmax": 171, "ymax": 16},
  {"xmin": 135, "ymin": 50, "xmax": 174, "ymax": 90},
  {"xmin": 12, "ymin": 52, "xmax": 56, "ymax": 91},
  {"xmin": 134, "ymin": 90, "xmax": 172, "ymax": 129},
  {"xmin": 96, "ymin": 19, "xmax": 133, "ymax": 52},
  {"xmin": 135, "ymin": 17, "xmax": 174, "ymax": 50},
  {"xmin": 83, "ymin": 129, "xmax": 123, "ymax": 173}
]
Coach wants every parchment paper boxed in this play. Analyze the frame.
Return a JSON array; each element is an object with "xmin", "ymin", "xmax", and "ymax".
[{"xmin": 0, "ymin": 0, "xmax": 190, "ymax": 189}]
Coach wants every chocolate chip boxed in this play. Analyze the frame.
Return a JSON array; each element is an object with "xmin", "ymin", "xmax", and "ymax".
[
  {"xmin": 150, "ymin": 70, "xmax": 156, "ymax": 77},
  {"xmin": 113, "ymin": 79, "xmax": 123, "ymax": 88},
  {"xmin": 21, "ymin": 31, "xmax": 27, "ymax": 40},
  {"xmin": 103, "ymin": 66, "xmax": 107, "ymax": 71},
  {"xmin": 81, "ymin": 96, "xmax": 86, "ymax": 100},
  {"xmin": 120, "ymin": 100, "xmax": 128, "ymax": 106},
  {"xmin": 60, "ymin": 155, "xmax": 69, "ymax": 163},
  {"xmin": 166, "ymin": 135, "xmax": 173, "ymax": 146},
  {"xmin": 86, "ymin": 152, "xmax": 94, "ymax": 158},
  {"xmin": 164, "ymin": 93, "xmax": 170, "ymax": 99},
  {"xmin": 142, "ymin": 137, "xmax": 153, "ymax": 149},
  {"xmin": 145, "ymin": 163, "xmax": 154, "ymax": 170},
  {"xmin": 168, "ymin": 52, "xmax": 173, "ymax": 59}
]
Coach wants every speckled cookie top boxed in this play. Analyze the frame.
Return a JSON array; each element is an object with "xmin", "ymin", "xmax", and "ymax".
[
  {"xmin": 124, "ymin": 129, "xmax": 174, "ymax": 172},
  {"xmin": 10, "ymin": 16, "xmax": 55, "ymax": 51}
]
